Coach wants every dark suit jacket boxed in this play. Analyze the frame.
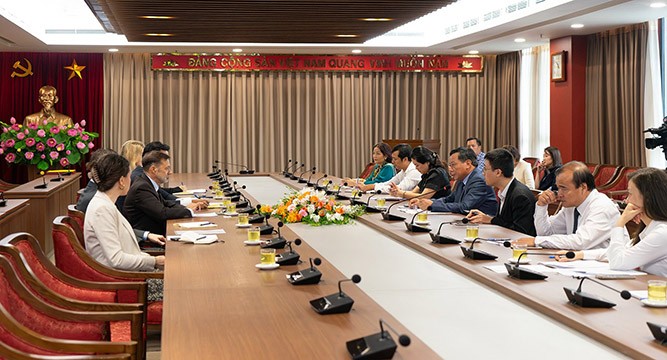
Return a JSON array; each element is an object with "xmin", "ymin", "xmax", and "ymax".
[
  {"xmin": 124, "ymin": 173, "xmax": 192, "ymax": 235},
  {"xmin": 430, "ymin": 168, "xmax": 498, "ymax": 215},
  {"xmin": 118, "ymin": 166, "xmax": 179, "ymax": 212},
  {"xmin": 490, "ymin": 179, "xmax": 537, "ymax": 236}
]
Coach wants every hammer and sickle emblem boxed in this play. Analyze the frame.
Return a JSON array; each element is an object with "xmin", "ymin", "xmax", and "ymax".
[{"xmin": 11, "ymin": 58, "xmax": 33, "ymax": 78}]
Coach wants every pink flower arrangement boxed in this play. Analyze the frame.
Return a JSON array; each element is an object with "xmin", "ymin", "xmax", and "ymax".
[{"xmin": 0, "ymin": 118, "xmax": 98, "ymax": 170}]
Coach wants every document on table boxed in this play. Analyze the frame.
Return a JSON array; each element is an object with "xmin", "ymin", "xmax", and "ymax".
[
  {"xmin": 175, "ymin": 229, "xmax": 226, "ymax": 235},
  {"xmin": 539, "ymin": 260, "xmax": 647, "ymax": 276},
  {"xmin": 167, "ymin": 232, "xmax": 219, "ymax": 244},
  {"xmin": 193, "ymin": 212, "xmax": 218, "ymax": 217},
  {"xmin": 174, "ymin": 221, "xmax": 217, "ymax": 228}
]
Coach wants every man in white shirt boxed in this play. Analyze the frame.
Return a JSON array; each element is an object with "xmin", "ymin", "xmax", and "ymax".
[
  {"xmin": 514, "ymin": 161, "xmax": 620, "ymax": 250},
  {"xmin": 355, "ymin": 144, "xmax": 421, "ymax": 193}
]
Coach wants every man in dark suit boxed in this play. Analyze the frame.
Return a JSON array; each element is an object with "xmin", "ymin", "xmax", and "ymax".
[
  {"xmin": 412, "ymin": 147, "xmax": 497, "ymax": 215},
  {"xmin": 467, "ymin": 148, "xmax": 537, "ymax": 236},
  {"xmin": 124, "ymin": 151, "xmax": 207, "ymax": 235}
]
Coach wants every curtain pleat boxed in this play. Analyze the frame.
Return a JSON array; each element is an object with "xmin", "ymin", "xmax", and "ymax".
[
  {"xmin": 103, "ymin": 53, "xmax": 519, "ymax": 177},
  {"xmin": 586, "ymin": 23, "xmax": 648, "ymax": 166}
]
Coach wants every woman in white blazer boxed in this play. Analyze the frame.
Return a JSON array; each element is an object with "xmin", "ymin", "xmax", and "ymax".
[{"xmin": 84, "ymin": 153, "xmax": 166, "ymax": 300}]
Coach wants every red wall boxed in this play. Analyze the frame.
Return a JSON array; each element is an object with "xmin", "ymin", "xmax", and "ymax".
[{"xmin": 549, "ymin": 36, "xmax": 587, "ymax": 163}]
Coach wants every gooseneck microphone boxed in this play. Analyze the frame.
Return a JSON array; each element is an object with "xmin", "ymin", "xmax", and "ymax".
[
  {"xmin": 290, "ymin": 163, "xmax": 305, "ymax": 180},
  {"xmin": 258, "ymin": 214, "xmax": 274, "ymax": 235},
  {"xmin": 405, "ymin": 207, "xmax": 432, "ymax": 232},
  {"xmin": 282, "ymin": 159, "xmax": 293, "ymax": 175},
  {"xmin": 314, "ymin": 174, "xmax": 328, "ymax": 190},
  {"xmin": 381, "ymin": 191, "xmax": 433, "ymax": 221},
  {"xmin": 276, "ymin": 239, "xmax": 302, "ymax": 265},
  {"xmin": 220, "ymin": 161, "xmax": 254, "ymax": 174},
  {"xmin": 261, "ymin": 221, "xmax": 287, "ymax": 249},
  {"xmin": 306, "ymin": 169, "xmax": 319, "ymax": 187},
  {"xmin": 504, "ymin": 248, "xmax": 575, "ymax": 280},
  {"xmin": 249, "ymin": 204, "xmax": 265, "ymax": 223},
  {"xmin": 50, "ymin": 172, "xmax": 64, "ymax": 182},
  {"xmin": 236, "ymin": 185, "xmax": 254, "ymax": 213},
  {"xmin": 34, "ymin": 176, "xmax": 48, "ymax": 189},
  {"xmin": 362, "ymin": 190, "xmax": 385, "ymax": 212},
  {"xmin": 310, "ymin": 274, "xmax": 362, "ymax": 315},
  {"xmin": 460, "ymin": 237, "xmax": 501, "ymax": 260},
  {"xmin": 335, "ymin": 182, "xmax": 349, "ymax": 200},
  {"xmin": 285, "ymin": 160, "xmax": 300, "ymax": 177},
  {"xmin": 564, "ymin": 275, "xmax": 632, "ymax": 308},
  {"xmin": 287, "ymin": 257, "xmax": 323, "ymax": 285},
  {"xmin": 299, "ymin": 166, "xmax": 316, "ymax": 183},
  {"xmin": 430, "ymin": 218, "xmax": 470, "ymax": 244},
  {"xmin": 346, "ymin": 319, "xmax": 411, "ymax": 360},
  {"xmin": 0, "ymin": 192, "xmax": 6, "ymax": 207}
]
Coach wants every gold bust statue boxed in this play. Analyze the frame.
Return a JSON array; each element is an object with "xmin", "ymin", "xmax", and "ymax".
[{"xmin": 24, "ymin": 85, "xmax": 73, "ymax": 127}]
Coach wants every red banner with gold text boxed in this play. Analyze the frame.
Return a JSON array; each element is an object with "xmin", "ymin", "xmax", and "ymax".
[{"xmin": 151, "ymin": 54, "xmax": 483, "ymax": 72}]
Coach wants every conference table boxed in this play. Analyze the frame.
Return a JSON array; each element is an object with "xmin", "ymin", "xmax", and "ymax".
[{"xmin": 163, "ymin": 173, "xmax": 666, "ymax": 359}]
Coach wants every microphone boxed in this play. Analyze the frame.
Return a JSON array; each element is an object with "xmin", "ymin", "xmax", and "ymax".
[
  {"xmin": 349, "ymin": 187, "xmax": 364, "ymax": 206},
  {"xmin": 310, "ymin": 274, "xmax": 362, "ymax": 315},
  {"xmin": 249, "ymin": 204, "xmax": 266, "ymax": 223},
  {"xmin": 381, "ymin": 191, "xmax": 433, "ymax": 221},
  {"xmin": 314, "ymin": 174, "xmax": 328, "ymax": 190},
  {"xmin": 405, "ymin": 207, "xmax": 431, "ymax": 233},
  {"xmin": 290, "ymin": 163, "xmax": 305, "ymax": 180},
  {"xmin": 346, "ymin": 319, "xmax": 411, "ymax": 360},
  {"xmin": 564, "ymin": 275, "xmax": 632, "ymax": 308},
  {"xmin": 221, "ymin": 161, "xmax": 254, "ymax": 174},
  {"xmin": 34, "ymin": 175, "xmax": 48, "ymax": 189},
  {"xmin": 236, "ymin": 185, "xmax": 254, "ymax": 212},
  {"xmin": 276, "ymin": 239, "xmax": 302, "ymax": 266},
  {"xmin": 503, "ymin": 247, "xmax": 574, "ymax": 280},
  {"xmin": 287, "ymin": 257, "xmax": 323, "ymax": 285},
  {"xmin": 430, "ymin": 218, "xmax": 470, "ymax": 244},
  {"xmin": 259, "ymin": 214, "xmax": 275, "ymax": 235},
  {"xmin": 306, "ymin": 169, "xmax": 318, "ymax": 187},
  {"xmin": 460, "ymin": 237, "xmax": 500, "ymax": 261},
  {"xmin": 298, "ymin": 166, "xmax": 316, "ymax": 184},
  {"xmin": 50, "ymin": 172, "xmax": 64, "ymax": 182},
  {"xmin": 360, "ymin": 190, "xmax": 385, "ymax": 213},
  {"xmin": 206, "ymin": 161, "xmax": 219, "ymax": 177},
  {"xmin": 224, "ymin": 181, "xmax": 241, "ymax": 199},
  {"xmin": 261, "ymin": 221, "xmax": 287, "ymax": 249},
  {"xmin": 335, "ymin": 182, "xmax": 350, "ymax": 200},
  {"xmin": 285, "ymin": 159, "xmax": 300, "ymax": 177},
  {"xmin": 0, "ymin": 192, "xmax": 6, "ymax": 207},
  {"xmin": 647, "ymin": 322, "xmax": 667, "ymax": 345},
  {"xmin": 282, "ymin": 159, "xmax": 293, "ymax": 176}
]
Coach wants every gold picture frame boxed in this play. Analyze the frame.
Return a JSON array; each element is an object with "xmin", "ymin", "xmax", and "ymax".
[{"xmin": 551, "ymin": 51, "xmax": 566, "ymax": 82}]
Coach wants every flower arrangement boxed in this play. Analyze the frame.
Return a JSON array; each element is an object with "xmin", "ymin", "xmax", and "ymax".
[
  {"xmin": 0, "ymin": 117, "xmax": 98, "ymax": 170},
  {"xmin": 260, "ymin": 188, "xmax": 365, "ymax": 226}
]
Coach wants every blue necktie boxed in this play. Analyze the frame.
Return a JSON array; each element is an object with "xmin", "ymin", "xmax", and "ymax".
[{"xmin": 572, "ymin": 208, "xmax": 580, "ymax": 233}]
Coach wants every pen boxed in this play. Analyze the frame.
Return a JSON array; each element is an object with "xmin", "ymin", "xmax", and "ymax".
[
  {"xmin": 195, "ymin": 236, "xmax": 206, "ymax": 241},
  {"xmin": 200, "ymin": 222, "xmax": 213, "ymax": 226}
]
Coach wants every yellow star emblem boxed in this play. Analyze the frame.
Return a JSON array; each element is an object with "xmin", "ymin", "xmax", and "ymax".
[{"xmin": 64, "ymin": 59, "xmax": 86, "ymax": 80}]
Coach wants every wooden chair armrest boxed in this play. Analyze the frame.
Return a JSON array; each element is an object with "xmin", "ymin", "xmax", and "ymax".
[
  {"xmin": 0, "ymin": 342, "xmax": 133, "ymax": 360},
  {"xmin": 604, "ymin": 190, "xmax": 628, "ymax": 197},
  {"xmin": 66, "ymin": 237, "xmax": 163, "ymax": 279}
]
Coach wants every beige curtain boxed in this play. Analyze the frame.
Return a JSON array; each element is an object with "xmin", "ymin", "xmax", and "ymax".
[
  {"xmin": 586, "ymin": 23, "xmax": 647, "ymax": 166},
  {"xmin": 103, "ymin": 53, "xmax": 519, "ymax": 177}
]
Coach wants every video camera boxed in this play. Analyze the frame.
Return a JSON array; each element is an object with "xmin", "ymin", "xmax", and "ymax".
[{"xmin": 644, "ymin": 116, "xmax": 667, "ymax": 150}]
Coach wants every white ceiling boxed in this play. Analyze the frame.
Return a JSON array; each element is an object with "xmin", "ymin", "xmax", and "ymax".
[{"xmin": 0, "ymin": 0, "xmax": 665, "ymax": 55}]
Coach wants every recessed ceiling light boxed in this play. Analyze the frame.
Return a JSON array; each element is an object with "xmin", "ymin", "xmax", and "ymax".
[
  {"xmin": 650, "ymin": 2, "xmax": 666, "ymax": 8},
  {"xmin": 570, "ymin": 23, "xmax": 584, "ymax": 29},
  {"xmin": 108, "ymin": 48, "xmax": 119, "ymax": 52},
  {"xmin": 139, "ymin": 15, "xmax": 175, "ymax": 19},
  {"xmin": 144, "ymin": 33, "xmax": 173, "ymax": 37},
  {"xmin": 352, "ymin": 49, "xmax": 362, "ymax": 54},
  {"xmin": 232, "ymin": 48, "xmax": 243, "ymax": 53},
  {"xmin": 360, "ymin": 18, "xmax": 393, "ymax": 22},
  {"xmin": 468, "ymin": 50, "xmax": 479, "ymax": 55},
  {"xmin": 514, "ymin": 38, "xmax": 526, "ymax": 43},
  {"xmin": 336, "ymin": 34, "xmax": 358, "ymax": 38}
]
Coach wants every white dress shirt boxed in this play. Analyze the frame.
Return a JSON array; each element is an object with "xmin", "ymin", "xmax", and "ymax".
[
  {"xmin": 604, "ymin": 221, "xmax": 667, "ymax": 276},
  {"xmin": 85, "ymin": 191, "xmax": 156, "ymax": 271},
  {"xmin": 534, "ymin": 189, "xmax": 620, "ymax": 250},
  {"xmin": 497, "ymin": 177, "xmax": 513, "ymax": 213},
  {"xmin": 514, "ymin": 160, "xmax": 535, "ymax": 189},
  {"xmin": 373, "ymin": 162, "xmax": 422, "ymax": 193}
]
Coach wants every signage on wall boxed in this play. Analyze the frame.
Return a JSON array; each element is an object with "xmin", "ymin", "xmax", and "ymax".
[{"xmin": 151, "ymin": 53, "xmax": 483, "ymax": 73}]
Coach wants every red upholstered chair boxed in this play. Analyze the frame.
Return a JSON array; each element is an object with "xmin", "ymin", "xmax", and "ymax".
[
  {"xmin": 523, "ymin": 157, "xmax": 539, "ymax": 169},
  {"xmin": 0, "ymin": 179, "xmax": 17, "ymax": 192},
  {"xmin": 599, "ymin": 166, "xmax": 639, "ymax": 200},
  {"xmin": 52, "ymin": 217, "xmax": 163, "ymax": 331},
  {"xmin": 0, "ymin": 283, "xmax": 134, "ymax": 360},
  {"xmin": 585, "ymin": 163, "xmax": 600, "ymax": 177},
  {"xmin": 593, "ymin": 164, "xmax": 622, "ymax": 188},
  {"xmin": 358, "ymin": 162, "xmax": 374, "ymax": 179},
  {"xmin": 0, "ymin": 254, "xmax": 139, "ymax": 359},
  {"xmin": 67, "ymin": 205, "xmax": 87, "ymax": 248}
]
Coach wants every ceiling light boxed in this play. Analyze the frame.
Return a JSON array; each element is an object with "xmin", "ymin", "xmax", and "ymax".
[
  {"xmin": 570, "ymin": 24, "xmax": 584, "ymax": 29},
  {"xmin": 468, "ymin": 50, "xmax": 479, "ymax": 55},
  {"xmin": 144, "ymin": 33, "xmax": 173, "ymax": 37},
  {"xmin": 650, "ymin": 2, "xmax": 666, "ymax": 8},
  {"xmin": 336, "ymin": 34, "xmax": 358, "ymax": 38},
  {"xmin": 108, "ymin": 48, "xmax": 119, "ymax": 52},
  {"xmin": 352, "ymin": 49, "xmax": 362, "ymax": 54},
  {"xmin": 360, "ymin": 18, "xmax": 393, "ymax": 22},
  {"xmin": 232, "ymin": 48, "xmax": 243, "ymax": 53},
  {"xmin": 514, "ymin": 38, "xmax": 526, "ymax": 43},
  {"xmin": 139, "ymin": 15, "xmax": 175, "ymax": 19}
]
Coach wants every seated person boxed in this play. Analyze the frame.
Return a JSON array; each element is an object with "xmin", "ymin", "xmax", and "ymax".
[
  {"xmin": 502, "ymin": 145, "xmax": 535, "ymax": 189},
  {"xmin": 115, "ymin": 140, "xmax": 144, "ymax": 211},
  {"xmin": 556, "ymin": 168, "xmax": 667, "ymax": 276},
  {"xmin": 466, "ymin": 137, "xmax": 486, "ymax": 174},
  {"xmin": 84, "ymin": 153, "xmax": 165, "ymax": 301},
  {"xmin": 132, "ymin": 141, "xmax": 185, "ymax": 198},
  {"xmin": 467, "ymin": 148, "xmax": 537, "ymax": 236},
  {"xmin": 389, "ymin": 146, "xmax": 450, "ymax": 200},
  {"xmin": 536, "ymin": 146, "xmax": 562, "ymax": 191},
  {"xmin": 124, "ymin": 151, "xmax": 207, "ymax": 235},
  {"xmin": 412, "ymin": 147, "xmax": 497, "ymax": 215},
  {"xmin": 354, "ymin": 143, "xmax": 421, "ymax": 193},
  {"xmin": 514, "ymin": 161, "xmax": 621, "ymax": 250},
  {"xmin": 344, "ymin": 142, "xmax": 395, "ymax": 186}
]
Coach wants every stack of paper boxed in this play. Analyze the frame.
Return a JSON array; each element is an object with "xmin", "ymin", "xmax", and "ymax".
[
  {"xmin": 167, "ymin": 232, "xmax": 219, "ymax": 244},
  {"xmin": 539, "ymin": 260, "xmax": 646, "ymax": 276}
]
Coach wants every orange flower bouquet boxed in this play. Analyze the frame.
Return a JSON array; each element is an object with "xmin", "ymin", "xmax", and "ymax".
[{"xmin": 260, "ymin": 188, "xmax": 365, "ymax": 226}]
